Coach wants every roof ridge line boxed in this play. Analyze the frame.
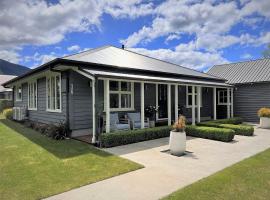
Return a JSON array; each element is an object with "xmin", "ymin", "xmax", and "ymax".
[{"xmin": 212, "ymin": 58, "xmax": 270, "ymax": 68}]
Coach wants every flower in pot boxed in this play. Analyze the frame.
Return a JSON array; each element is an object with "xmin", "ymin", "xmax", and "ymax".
[
  {"xmin": 145, "ymin": 105, "xmax": 158, "ymax": 128},
  {"xmin": 169, "ymin": 115, "xmax": 186, "ymax": 156},
  {"xmin": 258, "ymin": 107, "xmax": 270, "ymax": 129}
]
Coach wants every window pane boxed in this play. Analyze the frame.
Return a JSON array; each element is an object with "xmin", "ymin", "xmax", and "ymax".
[
  {"xmin": 51, "ymin": 77, "xmax": 55, "ymax": 109},
  {"xmin": 110, "ymin": 81, "xmax": 119, "ymax": 91},
  {"xmin": 188, "ymin": 95, "xmax": 192, "ymax": 106},
  {"xmin": 110, "ymin": 94, "xmax": 119, "ymax": 108},
  {"xmin": 188, "ymin": 86, "xmax": 192, "ymax": 93},
  {"xmin": 47, "ymin": 78, "xmax": 50, "ymax": 109},
  {"xmin": 56, "ymin": 76, "xmax": 60, "ymax": 110},
  {"xmin": 121, "ymin": 82, "xmax": 131, "ymax": 91},
  {"xmin": 121, "ymin": 94, "xmax": 131, "ymax": 108},
  {"xmin": 34, "ymin": 82, "xmax": 37, "ymax": 108}
]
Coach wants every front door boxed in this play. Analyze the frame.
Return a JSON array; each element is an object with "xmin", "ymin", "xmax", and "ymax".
[{"xmin": 157, "ymin": 84, "xmax": 168, "ymax": 119}]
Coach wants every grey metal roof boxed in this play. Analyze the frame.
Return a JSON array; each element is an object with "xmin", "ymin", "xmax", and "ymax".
[
  {"xmin": 64, "ymin": 45, "xmax": 222, "ymax": 80},
  {"xmin": 207, "ymin": 58, "xmax": 270, "ymax": 84},
  {"xmin": 0, "ymin": 75, "xmax": 16, "ymax": 92},
  {"xmin": 81, "ymin": 68, "xmax": 231, "ymax": 87}
]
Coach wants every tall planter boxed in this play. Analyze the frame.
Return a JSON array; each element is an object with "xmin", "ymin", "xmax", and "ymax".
[
  {"xmin": 260, "ymin": 117, "xmax": 270, "ymax": 129},
  {"xmin": 169, "ymin": 131, "xmax": 186, "ymax": 156}
]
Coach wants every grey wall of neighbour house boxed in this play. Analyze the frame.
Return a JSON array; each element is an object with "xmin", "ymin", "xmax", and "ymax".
[
  {"xmin": 69, "ymin": 71, "xmax": 92, "ymax": 130},
  {"xmin": 234, "ymin": 82, "xmax": 270, "ymax": 122},
  {"xmin": 14, "ymin": 73, "xmax": 67, "ymax": 125}
]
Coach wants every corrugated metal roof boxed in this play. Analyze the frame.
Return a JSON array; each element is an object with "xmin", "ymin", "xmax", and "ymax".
[
  {"xmin": 64, "ymin": 45, "xmax": 222, "ymax": 80},
  {"xmin": 81, "ymin": 68, "xmax": 231, "ymax": 87},
  {"xmin": 0, "ymin": 75, "xmax": 16, "ymax": 92},
  {"xmin": 207, "ymin": 58, "xmax": 270, "ymax": 84}
]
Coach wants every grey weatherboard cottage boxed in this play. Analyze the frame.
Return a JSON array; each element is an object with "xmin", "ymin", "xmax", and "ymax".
[
  {"xmin": 4, "ymin": 45, "xmax": 233, "ymax": 143},
  {"xmin": 208, "ymin": 58, "xmax": 270, "ymax": 123}
]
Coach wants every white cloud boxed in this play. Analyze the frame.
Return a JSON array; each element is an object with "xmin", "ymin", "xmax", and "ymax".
[
  {"xmin": 130, "ymin": 47, "xmax": 227, "ymax": 70},
  {"xmin": 241, "ymin": 53, "xmax": 252, "ymax": 59},
  {"xmin": 0, "ymin": 50, "xmax": 21, "ymax": 63},
  {"xmin": 67, "ymin": 45, "xmax": 80, "ymax": 52}
]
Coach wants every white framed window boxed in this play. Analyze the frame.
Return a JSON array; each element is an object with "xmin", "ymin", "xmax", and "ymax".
[
  {"xmin": 104, "ymin": 80, "xmax": 134, "ymax": 111},
  {"xmin": 46, "ymin": 73, "xmax": 61, "ymax": 112},
  {"xmin": 218, "ymin": 90, "xmax": 229, "ymax": 105},
  {"xmin": 186, "ymin": 86, "xmax": 202, "ymax": 108},
  {"xmin": 28, "ymin": 81, "xmax": 37, "ymax": 110},
  {"xmin": 15, "ymin": 85, "xmax": 22, "ymax": 101}
]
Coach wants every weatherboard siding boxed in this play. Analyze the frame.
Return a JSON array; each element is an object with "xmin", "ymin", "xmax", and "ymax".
[
  {"xmin": 234, "ymin": 83, "xmax": 270, "ymax": 122},
  {"xmin": 69, "ymin": 71, "xmax": 92, "ymax": 130},
  {"xmin": 14, "ymin": 74, "xmax": 67, "ymax": 125}
]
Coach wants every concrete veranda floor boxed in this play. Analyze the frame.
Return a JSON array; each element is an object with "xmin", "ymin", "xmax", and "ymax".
[{"xmin": 46, "ymin": 126, "xmax": 270, "ymax": 200}]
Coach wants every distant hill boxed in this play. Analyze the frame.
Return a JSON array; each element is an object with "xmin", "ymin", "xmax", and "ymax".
[{"xmin": 0, "ymin": 59, "xmax": 30, "ymax": 76}]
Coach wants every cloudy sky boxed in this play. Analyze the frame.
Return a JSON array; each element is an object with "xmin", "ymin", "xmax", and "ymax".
[{"xmin": 0, "ymin": 0, "xmax": 269, "ymax": 71}]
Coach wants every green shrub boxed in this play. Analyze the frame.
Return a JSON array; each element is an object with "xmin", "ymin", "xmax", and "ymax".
[
  {"xmin": 205, "ymin": 117, "xmax": 243, "ymax": 125},
  {"xmin": 197, "ymin": 122, "xmax": 254, "ymax": 136},
  {"xmin": 185, "ymin": 125, "xmax": 235, "ymax": 142},
  {"xmin": 3, "ymin": 108, "xmax": 13, "ymax": 120},
  {"xmin": 100, "ymin": 126, "xmax": 171, "ymax": 148},
  {"xmin": 0, "ymin": 100, "xmax": 13, "ymax": 113}
]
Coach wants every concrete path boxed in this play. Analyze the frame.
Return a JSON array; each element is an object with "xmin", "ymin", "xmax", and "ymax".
[{"xmin": 46, "ymin": 126, "xmax": 270, "ymax": 200}]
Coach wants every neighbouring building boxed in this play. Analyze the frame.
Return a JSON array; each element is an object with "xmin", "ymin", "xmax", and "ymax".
[{"xmin": 208, "ymin": 58, "xmax": 270, "ymax": 122}]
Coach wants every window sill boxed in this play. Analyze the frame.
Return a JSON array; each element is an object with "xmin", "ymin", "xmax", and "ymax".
[
  {"xmin": 103, "ymin": 108, "xmax": 135, "ymax": 112},
  {"xmin": 15, "ymin": 100, "xmax": 22, "ymax": 102},
  {"xmin": 28, "ymin": 108, "xmax": 37, "ymax": 111},
  {"xmin": 186, "ymin": 106, "xmax": 203, "ymax": 108},
  {"xmin": 46, "ymin": 109, "xmax": 62, "ymax": 113}
]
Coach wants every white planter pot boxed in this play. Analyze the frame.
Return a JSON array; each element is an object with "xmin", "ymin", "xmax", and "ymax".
[
  {"xmin": 260, "ymin": 117, "xmax": 270, "ymax": 129},
  {"xmin": 169, "ymin": 131, "xmax": 186, "ymax": 156},
  {"xmin": 149, "ymin": 120, "xmax": 155, "ymax": 128}
]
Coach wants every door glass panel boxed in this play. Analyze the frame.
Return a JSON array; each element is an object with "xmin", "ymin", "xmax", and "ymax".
[
  {"xmin": 121, "ymin": 94, "xmax": 131, "ymax": 108},
  {"xmin": 158, "ymin": 84, "xmax": 168, "ymax": 118},
  {"xmin": 110, "ymin": 94, "xmax": 119, "ymax": 108}
]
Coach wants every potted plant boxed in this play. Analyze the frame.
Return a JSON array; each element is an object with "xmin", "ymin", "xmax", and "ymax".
[
  {"xmin": 258, "ymin": 107, "xmax": 270, "ymax": 129},
  {"xmin": 145, "ymin": 105, "xmax": 158, "ymax": 128},
  {"xmin": 169, "ymin": 115, "xmax": 186, "ymax": 156}
]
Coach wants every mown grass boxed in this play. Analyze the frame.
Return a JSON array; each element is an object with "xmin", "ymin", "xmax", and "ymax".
[
  {"xmin": 0, "ymin": 119, "xmax": 142, "ymax": 200},
  {"xmin": 163, "ymin": 148, "xmax": 270, "ymax": 200}
]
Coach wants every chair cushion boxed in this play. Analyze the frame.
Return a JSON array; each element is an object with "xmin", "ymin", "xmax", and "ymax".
[
  {"xmin": 110, "ymin": 113, "xmax": 119, "ymax": 125},
  {"xmin": 134, "ymin": 122, "xmax": 149, "ymax": 129},
  {"xmin": 127, "ymin": 112, "xmax": 141, "ymax": 122},
  {"xmin": 115, "ymin": 123, "xmax": 130, "ymax": 130}
]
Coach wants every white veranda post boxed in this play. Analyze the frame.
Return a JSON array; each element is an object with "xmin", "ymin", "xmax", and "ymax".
[
  {"xmin": 192, "ymin": 86, "xmax": 196, "ymax": 125},
  {"xmin": 91, "ymin": 80, "xmax": 96, "ymax": 143},
  {"xmin": 231, "ymin": 88, "xmax": 234, "ymax": 118},
  {"xmin": 197, "ymin": 86, "xmax": 201, "ymax": 123},
  {"xmin": 227, "ymin": 88, "xmax": 230, "ymax": 119},
  {"xmin": 167, "ymin": 84, "xmax": 171, "ymax": 125},
  {"xmin": 175, "ymin": 84, "xmax": 178, "ymax": 122},
  {"xmin": 141, "ymin": 82, "xmax": 145, "ymax": 129},
  {"xmin": 105, "ymin": 79, "xmax": 110, "ymax": 133},
  {"xmin": 213, "ymin": 87, "xmax": 217, "ymax": 120}
]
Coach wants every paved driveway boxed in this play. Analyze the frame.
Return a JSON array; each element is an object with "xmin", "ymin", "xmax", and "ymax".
[{"xmin": 46, "ymin": 126, "xmax": 270, "ymax": 200}]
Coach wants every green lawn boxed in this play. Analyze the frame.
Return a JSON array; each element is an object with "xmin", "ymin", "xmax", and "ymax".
[
  {"xmin": 163, "ymin": 148, "xmax": 270, "ymax": 200},
  {"xmin": 0, "ymin": 119, "xmax": 142, "ymax": 200}
]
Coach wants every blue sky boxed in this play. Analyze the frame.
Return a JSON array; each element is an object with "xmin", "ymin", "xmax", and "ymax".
[{"xmin": 0, "ymin": 0, "xmax": 269, "ymax": 71}]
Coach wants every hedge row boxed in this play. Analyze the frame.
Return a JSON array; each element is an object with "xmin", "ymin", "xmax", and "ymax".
[
  {"xmin": 186, "ymin": 125, "xmax": 235, "ymax": 142},
  {"xmin": 198, "ymin": 121, "xmax": 254, "ymax": 136},
  {"xmin": 100, "ymin": 126, "xmax": 171, "ymax": 148},
  {"xmin": 206, "ymin": 117, "xmax": 243, "ymax": 125}
]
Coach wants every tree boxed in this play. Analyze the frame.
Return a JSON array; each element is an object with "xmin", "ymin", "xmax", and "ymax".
[{"xmin": 262, "ymin": 43, "xmax": 270, "ymax": 58}]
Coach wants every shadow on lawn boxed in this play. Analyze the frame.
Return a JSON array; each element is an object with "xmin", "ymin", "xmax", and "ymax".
[{"xmin": 0, "ymin": 119, "xmax": 112, "ymax": 159}]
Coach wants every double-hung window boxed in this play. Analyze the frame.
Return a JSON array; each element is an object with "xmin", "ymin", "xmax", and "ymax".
[
  {"xmin": 28, "ymin": 81, "xmax": 37, "ymax": 110},
  {"xmin": 186, "ymin": 86, "xmax": 202, "ymax": 108},
  {"xmin": 218, "ymin": 90, "xmax": 228, "ymax": 105},
  {"xmin": 105, "ymin": 80, "xmax": 134, "ymax": 111},
  {"xmin": 15, "ymin": 85, "xmax": 22, "ymax": 101},
  {"xmin": 46, "ymin": 73, "xmax": 61, "ymax": 112}
]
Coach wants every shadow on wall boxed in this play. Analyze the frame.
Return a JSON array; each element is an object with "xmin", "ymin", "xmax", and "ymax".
[{"xmin": 0, "ymin": 119, "xmax": 112, "ymax": 159}]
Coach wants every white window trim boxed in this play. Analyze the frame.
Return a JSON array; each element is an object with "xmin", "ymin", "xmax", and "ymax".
[
  {"xmin": 186, "ymin": 86, "xmax": 203, "ymax": 108},
  {"xmin": 104, "ymin": 80, "xmax": 134, "ymax": 112},
  {"xmin": 218, "ymin": 90, "xmax": 230, "ymax": 105},
  {"xmin": 15, "ymin": 84, "xmax": 22, "ymax": 102},
  {"xmin": 28, "ymin": 80, "xmax": 38, "ymax": 111},
  {"xmin": 46, "ymin": 73, "xmax": 62, "ymax": 113}
]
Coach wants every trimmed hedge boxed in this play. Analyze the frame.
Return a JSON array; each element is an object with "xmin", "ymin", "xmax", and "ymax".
[
  {"xmin": 198, "ymin": 122, "xmax": 254, "ymax": 136},
  {"xmin": 186, "ymin": 125, "xmax": 235, "ymax": 142},
  {"xmin": 206, "ymin": 117, "xmax": 243, "ymax": 125},
  {"xmin": 100, "ymin": 126, "xmax": 171, "ymax": 148}
]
